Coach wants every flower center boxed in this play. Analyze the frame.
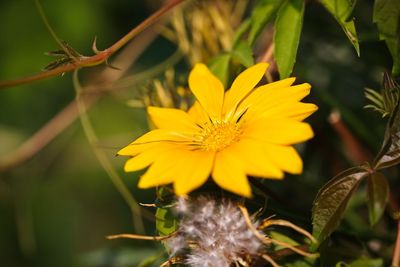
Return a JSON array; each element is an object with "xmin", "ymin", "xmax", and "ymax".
[{"xmin": 198, "ymin": 121, "xmax": 242, "ymax": 152}]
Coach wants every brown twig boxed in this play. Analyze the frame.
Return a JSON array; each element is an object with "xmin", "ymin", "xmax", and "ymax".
[
  {"xmin": 0, "ymin": 22, "xmax": 158, "ymax": 172},
  {"xmin": 328, "ymin": 110, "xmax": 373, "ymax": 165},
  {"xmin": 0, "ymin": 0, "xmax": 186, "ymax": 89}
]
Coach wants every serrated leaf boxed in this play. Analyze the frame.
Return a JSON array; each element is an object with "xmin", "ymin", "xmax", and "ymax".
[
  {"xmin": 312, "ymin": 167, "xmax": 368, "ymax": 245},
  {"xmin": 374, "ymin": 131, "xmax": 400, "ymax": 169},
  {"xmin": 374, "ymin": 103, "xmax": 400, "ymax": 169},
  {"xmin": 208, "ymin": 54, "xmax": 231, "ymax": 87},
  {"xmin": 274, "ymin": 0, "xmax": 305, "ymax": 78},
  {"xmin": 232, "ymin": 41, "xmax": 254, "ymax": 68},
  {"xmin": 367, "ymin": 172, "xmax": 389, "ymax": 225},
  {"xmin": 373, "ymin": 0, "xmax": 400, "ymax": 76},
  {"xmin": 155, "ymin": 207, "xmax": 177, "ymax": 236},
  {"xmin": 247, "ymin": 0, "xmax": 282, "ymax": 45},
  {"xmin": 318, "ymin": 0, "xmax": 360, "ymax": 56}
]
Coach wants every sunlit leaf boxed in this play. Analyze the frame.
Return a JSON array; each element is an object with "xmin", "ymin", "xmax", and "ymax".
[
  {"xmin": 155, "ymin": 207, "xmax": 177, "ymax": 236},
  {"xmin": 312, "ymin": 167, "xmax": 368, "ymax": 244},
  {"xmin": 274, "ymin": 0, "xmax": 305, "ymax": 78},
  {"xmin": 336, "ymin": 258, "xmax": 384, "ymax": 267},
  {"xmin": 373, "ymin": 0, "xmax": 400, "ymax": 76},
  {"xmin": 318, "ymin": 0, "xmax": 360, "ymax": 56},
  {"xmin": 247, "ymin": 0, "xmax": 282, "ymax": 45},
  {"xmin": 367, "ymin": 172, "xmax": 389, "ymax": 225},
  {"xmin": 208, "ymin": 54, "xmax": 231, "ymax": 87},
  {"xmin": 232, "ymin": 41, "xmax": 254, "ymax": 68}
]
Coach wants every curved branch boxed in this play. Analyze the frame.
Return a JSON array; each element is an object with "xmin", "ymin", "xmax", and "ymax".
[{"xmin": 0, "ymin": 0, "xmax": 186, "ymax": 89}]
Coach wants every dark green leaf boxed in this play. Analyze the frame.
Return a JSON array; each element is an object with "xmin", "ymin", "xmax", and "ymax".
[
  {"xmin": 247, "ymin": 0, "xmax": 282, "ymax": 45},
  {"xmin": 374, "ymin": 130, "xmax": 400, "ymax": 169},
  {"xmin": 312, "ymin": 167, "xmax": 368, "ymax": 245},
  {"xmin": 232, "ymin": 41, "xmax": 254, "ymax": 68},
  {"xmin": 274, "ymin": 0, "xmax": 305, "ymax": 78},
  {"xmin": 208, "ymin": 54, "xmax": 232, "ymax": 87},
  {"xmin": 373, "ymin": 0, "xmax": 400, "ymax": 76},
  {"xmin": 374, "ymin": 102, "xmax": 400, "ymax": 169},
  {"xmin": 318, "ymin": 0, "xmax": 360, "ymax": 56},
  {"xmin": 367, "ymin": 172, "xmax": 389, "ymax": 225},
  {"xmin": 155, "ymin": 207, "xmax": 177, "ymax": 236}
]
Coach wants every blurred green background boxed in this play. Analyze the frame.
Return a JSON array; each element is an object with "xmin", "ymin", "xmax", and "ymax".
[{"xmin": 0, "ymin": 0, "xmax": 396, "ymax": 266}]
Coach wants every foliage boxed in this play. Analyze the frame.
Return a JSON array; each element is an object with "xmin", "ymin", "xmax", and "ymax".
[{"xmin": 0, "ymin": 0, "xmax": 400, "ymax": 266}]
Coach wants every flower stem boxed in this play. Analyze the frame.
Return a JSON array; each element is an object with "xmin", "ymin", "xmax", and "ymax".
[{"xmin": 73, "ymin": 70, "xmax": 145, "ymax": 234}]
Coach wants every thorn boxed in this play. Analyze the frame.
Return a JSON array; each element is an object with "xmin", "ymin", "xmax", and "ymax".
[
  {"xmin": 92, "ymin": 36, "xmax": 101, "ymax": 54},
  {"xmin": 105, "ymin": 58, "xmax": 121, "ymax": 70}
]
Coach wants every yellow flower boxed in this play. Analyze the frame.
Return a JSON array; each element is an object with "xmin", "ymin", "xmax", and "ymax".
[{"xmin": 118, "ymin": 63, "xmax": 317, "ymax": 197}]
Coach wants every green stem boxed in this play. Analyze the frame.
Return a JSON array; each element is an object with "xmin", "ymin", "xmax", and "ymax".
[
  {"xmin": 34, "ymin": 0, "xmax": 77, "ymax": 61},
  {"xmin": 73, "ymin": 70, "xmax": 145, "ymax": 234}
]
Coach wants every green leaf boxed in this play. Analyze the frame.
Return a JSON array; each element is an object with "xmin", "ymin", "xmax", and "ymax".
[
  {"xmin": 208, "ymin": 54, "xmax": 231, "ymax": 87},
  {"xmin": 373, "ymin": 0, "xmax": 400, "ymax": 76},
  {"xmin": 155, "ymin": 207, "xmax": 177, "ymax": 236},
  {"xmin": 233, "ymin": 19, "xmax": 251, "ymax": 47},
  {"xmin": 312, "ymin": 167, "xmax": 368, "ymax": 245},
  {"xmin": 247, "ymin": 0, "xmax": 282, "ymax": 45},
  {"xmin": 232, "ymin": 41, "xmax": 254, "ymax": 68},
  {"xmin": 336, "ymin": 258, "xmax": 384, "ymax": 267},
  {"xmin": 367, "ymin": 172, "xmax": 389, "ymax": 225},
  {"xmin": 274, "ymin": 0, "xmax": 305, "ymax": 78},
  {"xmin": 318, "ymin": 0, "xmax": 360, "ymax": 56}
]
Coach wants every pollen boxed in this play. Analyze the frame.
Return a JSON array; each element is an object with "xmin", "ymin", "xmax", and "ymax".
[{"xmin": 198, "ymin": 121, "xmax": 242, "ymax": 152}]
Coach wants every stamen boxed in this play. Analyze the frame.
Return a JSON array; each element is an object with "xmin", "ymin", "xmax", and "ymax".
[{"xmin": 196, "ymin": 121, "xmax": 242, "ymax": 151}]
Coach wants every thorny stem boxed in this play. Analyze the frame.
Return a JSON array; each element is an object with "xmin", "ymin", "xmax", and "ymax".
[
  {"xmin": 0, "ymin": 27, "xmax": 162, "ymax": 172},
  {"xmin": 0, "ymin": 0, "xmax": 186, "ymax": 89}
]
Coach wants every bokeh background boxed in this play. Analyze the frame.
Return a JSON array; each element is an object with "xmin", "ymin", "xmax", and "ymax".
[{"xmin": 0, "ymin": 0, "xmax": 396, "ymax": 266}]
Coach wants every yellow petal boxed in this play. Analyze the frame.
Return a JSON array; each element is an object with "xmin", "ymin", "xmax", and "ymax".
[
  {"xmin": 188, "ymin": 101, "xmax": 209, "ymax": 125},
  {"xmin": 257, "ymin": 102, "xmax": 318, "ymax": 121},
  {"xmin": 117, "ymin": 129, "xmax": 190, "ymax": 156},
  {"xmin": 238, "ymin": 82, "xmax": 311, "ymax": 121},
  {"xmin": 148, "ymin": 106, "xmax": 200, "ymax": 132},
  {"xmin": 212, "ymin": 149, "xmax": 252, "ymax": 198},
  {"xmin": 137, "ymin": 160, "xmax": 176, "ymax": 188},
  {"xmin": 243, "ymin": 118, "xmax": 314, "ymax": 145},
  {"xmin": 223, "ymin": 63, "xmax": 269, "ymax": 119},
  {"xmin": 137, "ymin": 147, "xmax": 184, "ymax": 188},
  {"xmin": 123, "ymin": 143, "xmax": 173, "ymax": 172},
  {"xmin": 189, "ymin": 64, "xmax": 224, "ymax": 120},
  {"xmin": 236, "ymin": 77, "xmax": 296, "ymax": 114},
  {"xmin": 228, "ymin": 139, "xmax": 284, "ymax": 179},
  {"xmin": 261, "ymin": 143, "xmax": 303, "ymax": 174},
  {"xmin": 173, "ymin": 151, "xmax": 214, "ymax": 195}
]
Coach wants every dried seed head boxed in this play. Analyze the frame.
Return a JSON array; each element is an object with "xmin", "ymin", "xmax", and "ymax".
[{"xmin": 166, "ymin": 196, "xmax": 263, "ymax": 266}]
